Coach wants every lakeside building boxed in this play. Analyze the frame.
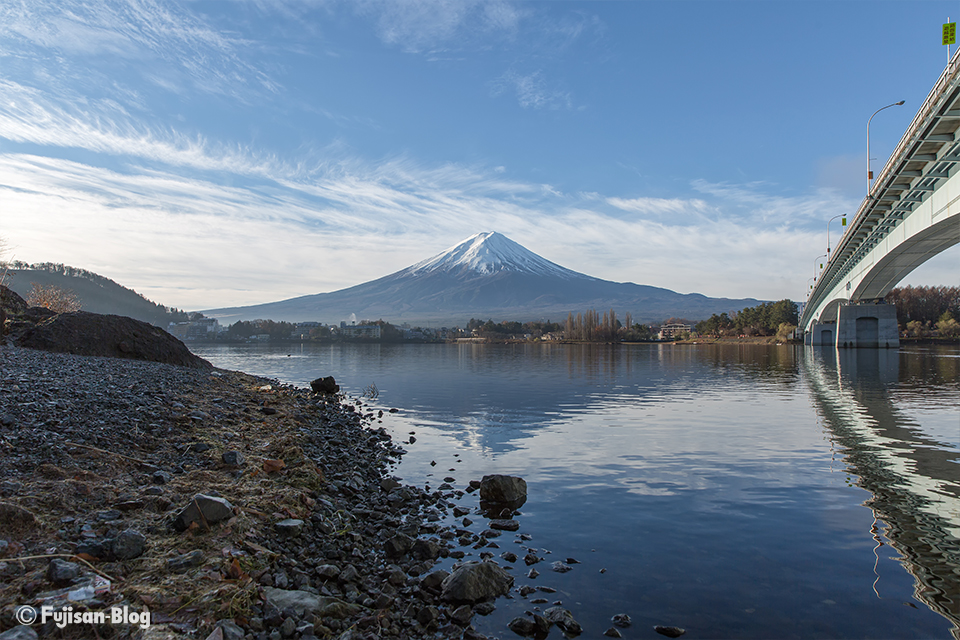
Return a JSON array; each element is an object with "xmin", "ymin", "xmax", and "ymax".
[
  {"xmin": 658, "ymin": 323, "xmax": 691, "ymax": 340},
  {"xmin": 338, "ymin": 322, "xmax": 382, "ymax": 339},
  {"xmin": 168, "ymin": 318, "xmax": 220, "ymax": 341}
]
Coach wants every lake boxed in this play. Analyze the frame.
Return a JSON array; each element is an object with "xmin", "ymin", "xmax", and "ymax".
[{"xmin": 188, "ymin": 341, "xmax": 960, "ymax": 639}]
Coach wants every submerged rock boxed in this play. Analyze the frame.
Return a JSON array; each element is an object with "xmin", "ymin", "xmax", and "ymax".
[{"xmin": 654, "ymin": 626, "xmax": 686, "ymax": 638}]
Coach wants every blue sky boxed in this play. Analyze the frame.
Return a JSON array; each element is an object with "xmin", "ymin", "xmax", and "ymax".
[{"xmin": 1, "ymin": 0, "xmax": 957, "ymax": 310}]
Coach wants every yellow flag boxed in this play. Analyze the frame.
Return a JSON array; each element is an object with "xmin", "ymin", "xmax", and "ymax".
[{"xmin": 943, "ymin": 22, "xmax": 956, "ymax": 45}]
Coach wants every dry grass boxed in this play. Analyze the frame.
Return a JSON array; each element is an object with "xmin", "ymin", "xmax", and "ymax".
[{"xmin": 0, "ymin": 371, "xmax": 334, "ymax": 638}]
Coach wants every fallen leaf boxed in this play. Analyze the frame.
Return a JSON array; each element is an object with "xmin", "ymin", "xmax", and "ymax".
[{"xmin": 262, "ymin": 459, "xmax": 285, "ymax": 473}]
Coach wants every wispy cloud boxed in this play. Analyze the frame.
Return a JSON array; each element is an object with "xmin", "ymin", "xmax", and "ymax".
[
  {"xmin": 0, "ymin": 0, "xmax": 279, "ymax": 100},
  {"xmin": 607, "ymin": 196, "xmax": 713, "ymax": 220},
  {"xmin": 353, "ymin": 0, "xmax": 525, "ymax": 53},
  {"xmin": 1, "ymin": 141, "xmax": 838, "ymax": 309},
  {"xmin": 0, "ymin": 80, "xmax": 293, "ymax": 178},
  {"xmin": 491, "ymin": 69, "xmax": 572, "ymax": 110}
]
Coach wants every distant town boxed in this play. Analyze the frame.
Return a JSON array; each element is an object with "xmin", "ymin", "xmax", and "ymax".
[{"xmin": 165, "ymin": 315, "xmax": 699, "ymax": 344}]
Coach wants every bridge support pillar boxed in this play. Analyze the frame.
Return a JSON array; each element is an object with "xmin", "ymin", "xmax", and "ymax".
[
  {"xmin": 835, "ymin": 304, "xmax": 899, "ymax": 349},
  {"xmin": 808, "ymin": 323, "xmax": 836, "ymax": 347}
]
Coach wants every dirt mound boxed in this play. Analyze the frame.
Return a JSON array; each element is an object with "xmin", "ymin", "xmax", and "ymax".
[
  {"xmin": 16, "ymin": 310, "xmax": 211, "ymax": 368},
  {"xmin": 2, "ymin": 285, "xmax": 209, "ymax": 368}
]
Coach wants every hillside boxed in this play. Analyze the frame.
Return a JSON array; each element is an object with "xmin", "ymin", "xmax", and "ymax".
[{"xmin": 2, "ymin": 263, "xmax": 187, "ymax": 327}]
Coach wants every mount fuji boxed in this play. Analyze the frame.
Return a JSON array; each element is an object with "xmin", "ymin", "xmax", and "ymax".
[{"xmin": 202, "ymin": 232, "xmax": 760, "ymax": 325}]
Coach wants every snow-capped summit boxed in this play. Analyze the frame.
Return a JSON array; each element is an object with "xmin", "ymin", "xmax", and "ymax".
[
  {"xmin": 202, "ymin": 231, "xmax": 761, "ymax": 325},
  {"xmin": 407, "ymin": 232, "xmax": 580, "ymax": 279}
]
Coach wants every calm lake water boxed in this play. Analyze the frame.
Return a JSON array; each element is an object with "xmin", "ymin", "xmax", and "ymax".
[{"xmin": 188, "ymin": 342, "xmax": 960, "ymax": 640}]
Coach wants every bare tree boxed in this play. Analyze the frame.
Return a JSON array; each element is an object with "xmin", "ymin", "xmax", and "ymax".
[{"xmin": 26, "ymin": 283, "xmax": 82, "ymax": 313}]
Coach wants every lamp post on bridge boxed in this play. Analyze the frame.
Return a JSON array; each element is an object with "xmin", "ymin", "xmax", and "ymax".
[
  {"xmin": 813, "ymin": 253, "xmax": 828, "ymax": 287},
  {"xmin": 867, "ymin": 101, "xmax": 905, "ymax": 196},
  {"xmin": 827, "ymin": 214, "xmax": 847, "ymax": 256}
]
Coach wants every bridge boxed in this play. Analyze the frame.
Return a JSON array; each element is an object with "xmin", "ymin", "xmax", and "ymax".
[{"xmin": 801, "ymin": 54, "xmax": 960, "ymax": 347}]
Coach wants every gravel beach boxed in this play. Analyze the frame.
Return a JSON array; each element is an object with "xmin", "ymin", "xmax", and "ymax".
[{"xmin": 0, "ymin": 346, "xmax": 516, "ymax": 640}]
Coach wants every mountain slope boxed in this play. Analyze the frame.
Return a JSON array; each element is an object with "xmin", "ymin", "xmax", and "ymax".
[
  {"xmin": 3, "ymin": 263, "xmax": 184, "ymax": 327},
  {"xmin": 202, "ymin": 232, "xmax": 761, "ymax": 325}
]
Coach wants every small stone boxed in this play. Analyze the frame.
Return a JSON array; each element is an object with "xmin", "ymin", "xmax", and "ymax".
[
  {"xmin": 450, "ymin": 604, "xmax": 473, "ymax": 625},
  {"xmin": 46, "ymin": 558, "xmax": 80, "ymax": 585},
  {"xmin": 383, "ymin": 533, "xmax": 414, "ymax": 559},
  {"xmin": 527, "ymin": 568, "xmax": 539, "ymax": 579},
  {"xmin": 111, "ymin": 529, "xmax": 147, "ymax": 560},
  {"xmin": 315, "ymin": 564, "xmax": 341, "ymax": 580},
  {"xmin": 612, "ymin": 613, "xmax": 632, "ymax": 628},
  {"xmin": 222, "ymin": 451, "xmax": 245, "ymax": 466},
  {"xmin": 551, "ymin": 561, "xmax": 572, "ymax": 573},
  {"xmin": 489, "ymin": 519, "xmax": 520, "ymax": 532},
  {"xmin": 420, "ymin": 570, "xmax": 450, "ymax": 591},
  {"xmin": 275, "ymin": 519, "xmax": 305, "ymax": 537},
  {"xmin": 167, "ymin": 550, "xmax": 205, "ymax": 572},
  {"xmin": 96, "ymin": 509, "xmax": 122, "ymax": 521},
  {"xmin": 411, "ymin": 538, "xmax": 440, "ymax": 561},
  {"xmin": 544, "ymin": 607, "xmax": 582, "ymax": 635},
  {"xmin": 216, "ymin": 620, "xmax": 246, "ymax": 640},
  {"xmin": 523, "ymin": 553, "xmax": 540, "ymax": 566},
  {"xmin": 152, "ymin": 470, "xmax": 173, "ymax": 485},
  {"xmin": 380, "ymin": 478, "xmax": 401, "ymax": 492},
  {"xmin": 654, "ymin": 626, "xmax": 686, "ymax": 638},
  {"xmin": 501, "ymin": 551, "xmax": 518, "ymax": 563},
  {"xmin": 339, "ymin": 564, "xmax": 360, "ymax": 583},
  {"xmin": 416, "ymin": 606, "xmax": 440, "ymax": 628},
  {"xmin": 173, "ymin": 494, "xmax": 234, "ymax": 531},
  {"xmin": 0, "ymin": 625, "xmax": 39, "ymax": 640},
  {"xmin": 605, "ymin": 627, "xmax": 623, "ymax": 638},
  {"xmin": 508, "ymin": 617, "xmax": 538, "ymax": 637}
]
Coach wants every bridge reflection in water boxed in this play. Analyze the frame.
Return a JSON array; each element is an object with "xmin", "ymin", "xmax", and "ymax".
[{"xmin": 802, "ymin": 347, "xmax": 960, "ymax": 637}]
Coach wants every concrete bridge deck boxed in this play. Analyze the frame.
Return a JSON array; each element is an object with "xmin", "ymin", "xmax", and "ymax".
[{"xmin": 801, "ymin": 52, "xmax": 960, "ymax": 346}]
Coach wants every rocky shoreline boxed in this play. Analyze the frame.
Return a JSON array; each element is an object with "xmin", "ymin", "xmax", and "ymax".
[{"xmin": 0, "ymin": 344, "xmax": 557, "ymax": 640}]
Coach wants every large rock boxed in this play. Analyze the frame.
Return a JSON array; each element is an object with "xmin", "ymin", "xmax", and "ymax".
[
  {"xmin": 440, "ymin": 561, "xmax": 514, "ymax": 603},
  {"xmin": 479, "ymin": 474, "xmax": 527, "ymax": 512},
  {"xmin": 15, "ymin": 310, "xmax": 210, "ymax": 368},
  {"xmin": 310, "ymin": 376, "xmax": 339, "ymax": 394}
]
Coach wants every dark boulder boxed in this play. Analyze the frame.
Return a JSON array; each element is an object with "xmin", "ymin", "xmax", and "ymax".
[
  {"xmin": 440, "ymin": 561, "xmax": 514, "ymax": 603},
  {"xmin": 479, "ymin": 474, "xmax": 527, "ymax": 513},
  {"xmin": 15, "ymin": 311, "xmax": 210, "ymax": 368},
  {"xmin": 310, "ymin": 376, "xmax": 340, "ymax": 394}
]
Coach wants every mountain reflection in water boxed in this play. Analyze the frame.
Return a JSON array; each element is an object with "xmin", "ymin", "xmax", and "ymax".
[{"xmin": 190, "ymin": 342, "xmax": 960, "ymax": 638}]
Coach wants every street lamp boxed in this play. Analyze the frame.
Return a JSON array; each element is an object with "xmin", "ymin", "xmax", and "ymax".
[
  {"xmin": 826, "ymin": 214, "xmax": 847, "ymax": 255},
  {"xmin": 813, "ymin": 253, "xmax": 828, "ymax": 283},
  {"xmin": 867, "ymin": 101, "xmax": 905, "ymax": 196}
]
